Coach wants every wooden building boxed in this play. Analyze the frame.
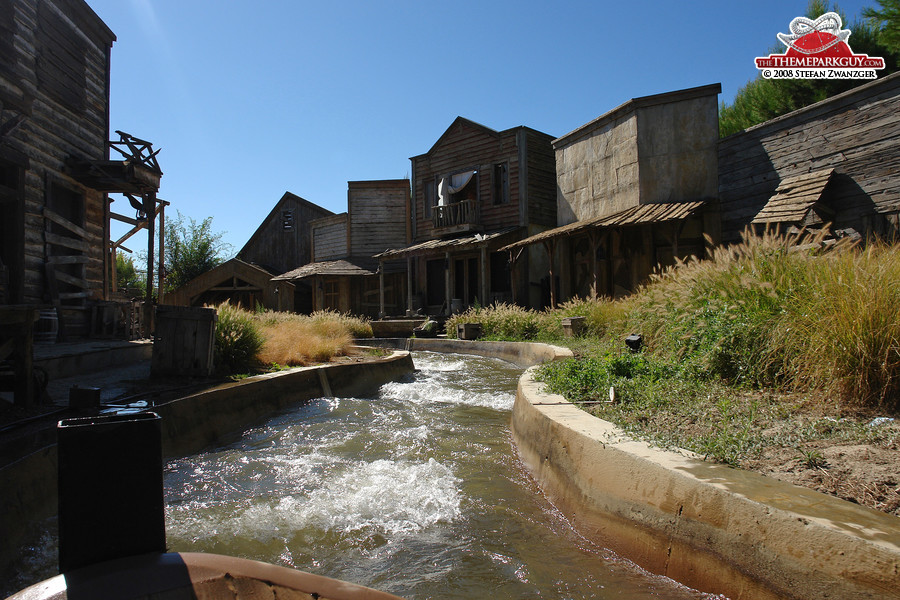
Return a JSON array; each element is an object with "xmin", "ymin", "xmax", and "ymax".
[
  {"xmin": 163, "ymin": 258, "xmax": 294, "ymax": 312},
  {"xmin": 236, "ymin": 191, "xmax": 333, "ymax": 313},
  {"xmin": 0, "ymin": 0, "xmax": 163, "ymax": 338},
  {"xmin": 376, "ymin": 117, "xmax": 557, "ymax": 314},
  {"xmin": 274, "ymin": 180, "xmax": 409, "ymax": 317},
  {"xmin": 719, "ymin": 72, "xmax": 900, "ymax": 242},
  {"xmin": 503, "ymin": 85, "xmax": 722, "ymax": 303}
]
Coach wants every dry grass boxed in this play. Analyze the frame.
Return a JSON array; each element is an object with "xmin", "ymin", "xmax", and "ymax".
[{"xmin": 252, "ymin": 310, "xmax": 370, "ymax": 366}]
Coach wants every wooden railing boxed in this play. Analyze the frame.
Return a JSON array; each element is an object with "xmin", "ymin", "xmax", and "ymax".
[{"xmin": 431, "ymin": 199, "xmax": 479, "ymax": 230}]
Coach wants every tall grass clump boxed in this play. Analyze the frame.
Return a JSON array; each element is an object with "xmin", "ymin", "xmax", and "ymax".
[
  {"xmin": 446, "ymin": 302, "xmax": 547, "ymax": 340},
  {"xmin": 214, "ymin": 302, "xmax": 264, "ymax": 374},
  {"xmin": 628, "ymin": 229, "xmax": 900, "ymax": 410},
  {"xmin": 773, "ymin": 242, "xmax": 900, "ymax": 409}
]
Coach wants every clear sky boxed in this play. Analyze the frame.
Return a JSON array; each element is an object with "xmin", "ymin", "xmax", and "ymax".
[{"xmin": 84, "ymin": 0, "xmax": 877, "ymax": 260}]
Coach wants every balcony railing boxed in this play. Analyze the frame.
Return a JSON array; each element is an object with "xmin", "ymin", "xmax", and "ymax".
[{"xmin": 431, "ymin": 199, "xmax": 479, "ymax": 233}]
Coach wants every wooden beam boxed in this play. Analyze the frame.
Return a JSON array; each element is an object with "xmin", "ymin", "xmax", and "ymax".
[
  {"xmin": 45, "ymin": 231, "xmax": 89, "ymax": 253},
  {"xmin": 44, "ymin": 207, "xmax": 88, "ymax": 239},
  {"xmin": 110, "ymin": 211, "xmax": 140, "ymax": 226},
  {"xmin": 53, "ymin": 270, "xmax": 89, "ymax": 289},
  {"xmin": 48, "ymin": 255, "xmax": 90, "ymax": 265}
]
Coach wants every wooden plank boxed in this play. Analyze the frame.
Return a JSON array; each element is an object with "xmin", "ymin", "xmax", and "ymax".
[
  {"xmin": 58, "ymin": 291, "xmax": 92, "ymax": 300},
  {"xmin": 53, "ymin": 270, "xmax": 89, "ymax": 289},
  {"xmin": 110, "ymin": 211, "xmax": 140, "ymax": 226},
  {"xmin": 44, "ymin": 207, "xmax": 89, "ymax": 239},
  {"xmin": 48, "ymin": 255, "xmax": 90, "ymax": 265},
  {"xmin": 45, "ymin": 231, "xmax": 90, "ymax": 252}
]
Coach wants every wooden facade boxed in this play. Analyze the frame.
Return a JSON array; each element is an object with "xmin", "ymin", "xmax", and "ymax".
[
  {"xmin": 504, "ymin": 85, "xmax": 722, "ymax": 304},
  {"xmin": 0, "ymin": 0, "xmax": 152, "ymax": 338},
  {"xmin": 393, "ymin": 117, "xmax": 557, "ymax": 312},
  {"xmin": 718, "ymin": 72, "xmax": 900, "ymax": 242},
  {"xmin": 237, "ymin": 191, "xmax": 334, "ymax": 276},
  {"xmin": 276, "ymin": 180, "xmax": 409, "ymax": 317}
]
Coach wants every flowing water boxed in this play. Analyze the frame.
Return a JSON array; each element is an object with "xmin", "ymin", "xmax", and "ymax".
[{"xmin": 164, "ymin": 352, "xmax": 717, "ymax": 599}]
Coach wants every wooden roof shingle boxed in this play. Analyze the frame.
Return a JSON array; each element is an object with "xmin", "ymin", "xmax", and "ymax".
[{"xmin": 751, "ymin": 168, "xmax": 835, "ymax": 225}]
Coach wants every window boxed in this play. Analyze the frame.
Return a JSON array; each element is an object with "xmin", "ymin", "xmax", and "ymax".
[
  {"xmin": 282, "ymin": 209, "xmax": 294, "ymax": 230},
  {"xmin": 323, "ymin": 279, "xmax": 340, "ymax": 310},
  {"xmin": 423, "ymin": 179, "xmax": 435, "ymax": 220},
  {"xmin": 493, "ymin": 163, "xmax": 509, "ymax": 205}
]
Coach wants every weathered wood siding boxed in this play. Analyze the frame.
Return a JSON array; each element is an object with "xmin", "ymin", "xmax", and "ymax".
[
  {"xmin": 555, "ymin": 84, "xmax": 720, "ymax": 226},
  {"xmin": 718, "ymin": 72, "xmax": 900, "ymax": 242},
  {"xmin": 0, "ymin": 0, "xmax": 115, "ymax": 335},
  {"xmin": 310, "ymin": 213, "xmax": 348, "ymax": 262},
  {"xmin": 348, "ymin": 179, "xmax": 409, "ymax": 257},
  {"xmin": 411, "ymin": 118, "xmax": 550, "ymax": 242},
  {"xmin": 523, "ymin": 128, "xmax": 557, "ymax": 229},
  {"xmin": 238, "ymin": 192, "xmax": 333, "ymax": 274}
]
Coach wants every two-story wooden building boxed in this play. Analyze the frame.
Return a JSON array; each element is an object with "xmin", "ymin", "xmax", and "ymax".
[
  {"xmin": 1, "ymin": 0, "xmax": 163, "ymax": 339},
  {"xmin": 375, "ymin": 117, "xmax": 557, "ymax": 314},
  {"xmin": 274, "ymin": 179, "xmax": 410, "ymax": 317}
]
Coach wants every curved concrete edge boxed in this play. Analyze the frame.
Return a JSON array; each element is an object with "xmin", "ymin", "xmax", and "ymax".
[
  {"xmin": 156, "ymin": 350, "xmax": 414, "ymax": 458},
  {"xmin": 8, "ymin": 551, "xmax": 404, "ymax": 600},
  {"xmin": 362, "ymin": 337, "xmax": 573, "ymax": 367},
  {"xmin": 511, "ymin": 366, "xmax": 900, "ymax": 600}
]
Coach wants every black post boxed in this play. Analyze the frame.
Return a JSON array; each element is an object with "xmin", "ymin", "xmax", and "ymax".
[{"xmin": 57, "ymin": 412, "xmax": 166, "ymax": 572}]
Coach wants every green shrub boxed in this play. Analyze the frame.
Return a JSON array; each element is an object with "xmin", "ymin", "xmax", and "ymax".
[{"xmin": 214, "ymin": 302, "xmax": 264, "ymax": 374}]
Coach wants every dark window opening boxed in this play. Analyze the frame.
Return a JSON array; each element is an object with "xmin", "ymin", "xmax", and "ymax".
[
  {"xmin": 423, "ymin": 179, "xmax": 435, "ymax": 220},
  {"xmin": 490, "ymin": 251, "xmax": 511, "ymax": 293},
  {"xmin": 492, "ymin": 163, "xmax": 509, "ymax": 205},
  {"xmin": 0, "ymin": 158, "xmax": 23, "ymax": 304},
  {"xmin": 282, "ymin": 209, "xmax": 294, "ymax": 230}
]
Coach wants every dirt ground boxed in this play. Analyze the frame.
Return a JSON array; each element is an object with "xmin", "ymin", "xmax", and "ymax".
[{"xmin": 743, "ymin": 419, "xmax": 900, "ymax": 517}]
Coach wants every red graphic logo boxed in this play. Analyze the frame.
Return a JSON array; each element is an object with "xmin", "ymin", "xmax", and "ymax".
[{"xmin": 755, "ymin": 13, "xmax": 885, "ymax": 79}]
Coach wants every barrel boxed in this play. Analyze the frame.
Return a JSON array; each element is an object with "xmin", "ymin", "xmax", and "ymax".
[{"xmin": 34, "ymin": 308, "xmax": 58, "ymax": 344}]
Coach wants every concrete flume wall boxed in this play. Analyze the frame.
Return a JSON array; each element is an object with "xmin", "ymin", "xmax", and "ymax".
[{"xmin": 512, "ymin": 366, "xmax": 900, "ymax": 600}]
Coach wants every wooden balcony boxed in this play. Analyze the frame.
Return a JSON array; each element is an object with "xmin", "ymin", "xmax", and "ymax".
[{"xmin": 431, "ymin": 199, "xmax": 480, "ymax": 236}]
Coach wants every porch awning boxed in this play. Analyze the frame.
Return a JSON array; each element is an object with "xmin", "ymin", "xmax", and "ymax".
[
  {"xmin": 374, "ymin": 227, "xmax": 521, "ymax": 260},
  {"xmin": 500, "ymin": 201, "xmax": 709, "ymax": 252},
  {"xmin": 751, "ymin": 168, "xmax": 835, "ymax": 225},
  {"xmin": 273, "ymin": 259, "xmax": 378, "ymax": 281}
]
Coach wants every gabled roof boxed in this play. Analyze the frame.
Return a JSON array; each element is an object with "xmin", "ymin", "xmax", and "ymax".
[
  {"xmin": 752, "ymin": 169, "xmax": 836, "ymax": 225},
  {"xmin": 500, "ymin": 201, "xmax": 709, "ymax": 251},
  {"xmin": 411, "ymin": 116, "xmax": 554, "ymax": 160},
  {"xmin": 164, "ymin": 258, "xmax": 293, "ymax": 306},
  {"xmin": 239, "ymin": 191, "xmax": 333, "ymax": 256}
]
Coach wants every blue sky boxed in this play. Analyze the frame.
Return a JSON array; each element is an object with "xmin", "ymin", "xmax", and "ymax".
[{"xmin": 84, "ymin": 0, "xmax": 877, "ymax": 257}]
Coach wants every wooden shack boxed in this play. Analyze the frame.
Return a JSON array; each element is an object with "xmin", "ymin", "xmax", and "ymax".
[
  {"xmin": 503, "ymin": 84, "xmax": 722, "ymax": 303},
  {"xmin": 274, "ymin": 180, "xmax": 409, "ymax": 317},
  {"xmin": 0, "ymin": 0, "xmax": 163, "ymax": 338},
  {"xmin": 376, "ymin": 117, "xmax": 557, "ymax": 313},
  {"xmin": 163, "ymin": 258, "xmax": 294, "ymax": 312},
  {"xmin": 719, "ymin": 72, "xmax": 900, "ymax": 242}
]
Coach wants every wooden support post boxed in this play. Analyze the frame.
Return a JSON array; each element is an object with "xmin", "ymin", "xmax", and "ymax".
[
  {"xmin": 158, "ymin": 201, "xmax": 166, "ymax": 303},
  {"xmin": 480, "ymin": 246, "xmax": 488, "ymax": 307},
  {"xmin": 542, "ymin": 239, "xmax": 557, "ymax": 309},
  {"xmin": 406, "ymin": 257, "xmax": 413, "ymax": 316},
  {"xmin": 110, "ymin": 245, "xmax": 118, "ymax": 294},
  {"xmin": 444, "ymin": 252, "xmax": 451, "ymax": 316},
  {"xmin": 588, "ymin": 231, "xmax": 600, "ymax": 300},
  {"xmin": 378, "ymin": 260, "xmax": 385, "ymax": 319},
  {"xmin": 144, "ymin": 193, "xmax": 155, "ymax": 302}
]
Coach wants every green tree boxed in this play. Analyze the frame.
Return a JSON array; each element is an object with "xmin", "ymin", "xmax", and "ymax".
[
  {"xmin": 719, "ymin": 1, "xmax": 899, "ymax": 137},
  {"xmin": 114, "ymin": 251, "xmax": 143, "ymax": 293},
  {"xmin": 865, "ymin": 0, "xmax": 900, "ymax": 53},
  {"xmin": 162, "ymin": 211, "xmax": 232, "ymax": 292}
]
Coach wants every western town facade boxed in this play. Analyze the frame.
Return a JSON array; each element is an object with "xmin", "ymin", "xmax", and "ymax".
[
  {"xmin": 1, "ymin": 0, "xmax": 163, "ymax": 341},
  {"xmin": 375, "ymin": 117, "xmax": 558, "ymax": 315}
]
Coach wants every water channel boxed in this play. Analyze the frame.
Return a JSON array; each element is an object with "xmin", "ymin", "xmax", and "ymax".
[{"xmin": 164, "ymin": 351, "xmax": 718, "ymax": 599}]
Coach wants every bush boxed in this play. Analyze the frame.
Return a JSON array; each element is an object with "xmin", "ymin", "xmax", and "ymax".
[
  {"xmin": 214, "ymin": 302, "xmax": 264, "ymax": 374},
  {"xmin": 249, "ymin": 309, "xmax": 369, "ymax": 366},
  {"xmin": 445, "ymin": 303, "xmax": 545, "ymax": 340}
]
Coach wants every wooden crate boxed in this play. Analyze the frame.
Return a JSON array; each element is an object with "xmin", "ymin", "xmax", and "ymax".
[{"xmin": 151, "ymin": 305, "xmax": 216, "ymax": 377}]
